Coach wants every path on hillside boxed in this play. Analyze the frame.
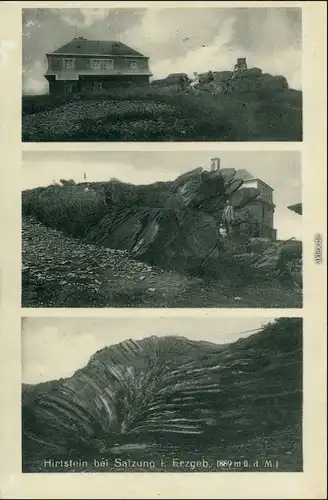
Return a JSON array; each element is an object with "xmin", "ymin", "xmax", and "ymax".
[{"xmin": 22, "ymin": 217, "xmax": 302, "ymax": 308}]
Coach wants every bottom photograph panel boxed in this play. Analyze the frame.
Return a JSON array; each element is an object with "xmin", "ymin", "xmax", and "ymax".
[{"xmin": 21, "ymin": 316, "xmax": 303, "ymax": 473}]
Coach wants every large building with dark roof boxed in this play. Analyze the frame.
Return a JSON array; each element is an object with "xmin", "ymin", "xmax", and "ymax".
[{"xmin": 44, "ymin": 37, "xmax": 152, "ymax": 95}]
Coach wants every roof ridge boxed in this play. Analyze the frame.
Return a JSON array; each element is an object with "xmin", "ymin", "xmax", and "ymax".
[
  {"xmin": 50, "ymin": 38, "xmax": 145, "ymax": 57},
  {"xmin": 71, "ymin": 38, "xmax": 122, "ymax": 43}
]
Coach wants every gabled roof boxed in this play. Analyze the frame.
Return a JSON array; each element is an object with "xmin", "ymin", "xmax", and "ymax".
[
  {"xmin": 234, "ymin": 169, "xmax": 255, "ymax": 181},
  {"xmin": 49, "ymin": 38, "xmax": 146, "ymax": 57},
  {"xmin": 288, "ymin": 203, "xmax": 302, "ymax": 215},
  {"xmin": 235, "ymin": 169, "xmax": 273, "ymax": 191}
]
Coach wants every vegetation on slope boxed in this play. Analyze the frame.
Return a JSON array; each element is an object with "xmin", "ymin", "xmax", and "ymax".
[{"xmin": 22, "ymin": 86, "xmax": 302, "ymax": 142}]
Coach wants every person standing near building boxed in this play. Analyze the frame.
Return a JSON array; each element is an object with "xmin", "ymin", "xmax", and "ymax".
[{"xmin": 222, "ymin": 200, "xmax": 235, "ymax": 238}]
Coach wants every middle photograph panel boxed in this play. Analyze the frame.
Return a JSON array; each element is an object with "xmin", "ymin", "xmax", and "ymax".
[{"xmin": 22, "ymin": 150, "xmax": 302, "ymax": 308}]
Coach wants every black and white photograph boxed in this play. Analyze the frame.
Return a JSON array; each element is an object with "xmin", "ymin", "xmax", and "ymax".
[
  {"xmin": 22, "ymin": 316, "xmax": 303, "ymax": 473},
  {"xmin": 22, "ymin": 150, "xmax": 302, "ymax": 309},
  {"xmin": 22, "ymin": 7, "xmax": 302, "ymax": 142}
]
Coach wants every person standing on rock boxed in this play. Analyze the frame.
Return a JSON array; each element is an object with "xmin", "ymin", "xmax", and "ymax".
[
  {"xmin": 207, "ymin": 70, "xmax": 218, "ymax": 95},
  {"xmin": 179, "ymin": 74, "xmax": 189, "ymax": 92},
  {"xmin": 207, "ymin": 70, "xmax": 214, "ymax": 85},
  {"xmin": 189, "ymin": 72, "xmax": 200, "ymax": 91},
  {"xmin": 222, "ymin": 200, "xmax": 235, "ymax": 238}
]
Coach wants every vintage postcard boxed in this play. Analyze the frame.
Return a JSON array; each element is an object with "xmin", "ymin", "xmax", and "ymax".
[
  {"xmin": 21, "ymin": 6, "xmax": 302, "ymax": 142},
  {"xmin": 21, "ymin": 316, "xmax": 303, "ymax": 473},
  {"xmin": 0, "ymin": 1, "xmax": 327, "ymax": 500}
]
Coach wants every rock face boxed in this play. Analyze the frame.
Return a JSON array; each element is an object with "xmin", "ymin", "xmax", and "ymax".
[
  {"xmin": 85, "ymin": 168, "xmax": 260, "ymax": 273},
  {"xmin": 23, "ymin": 168, "xmax": 261, "ymax": 276},
  {"xmin": 22, "ymin": 318, "xmax": 303, "ymax": 472},
  {"xmin": 22, "ymin": 168, "xmax": 302, "ymax": 286}
]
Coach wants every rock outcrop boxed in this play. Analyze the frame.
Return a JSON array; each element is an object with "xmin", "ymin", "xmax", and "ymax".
[
  {"xmin": 22, "ymin": 167, "xmax": 302, "ymax": 285},
  {"xmin": 200, "ymin": 67, "xmax": 289, "ymax": 93},
  {"xmin": 86, "ymin": 168, "xmax": 261, "ymax": 273},
  {"xmin": 23, "ymin": 168, "xmax": 261, "ymax": 275},
  {"xmin": 22, "ymin": 318, "xmax": 303, "ymax": 472}
]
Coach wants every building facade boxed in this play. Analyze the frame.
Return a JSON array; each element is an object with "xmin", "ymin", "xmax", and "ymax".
[
  {"xmin": 44, "ymin": 38, "xmax": 152, "ymax": 95},
  {"xmin": 234, "ymin": 169, "xmax": 277, "ymax": 240}
]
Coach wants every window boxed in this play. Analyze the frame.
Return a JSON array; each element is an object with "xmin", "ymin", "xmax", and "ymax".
[
  {"xmin": 129, "ymin": 60, "xmax": 137, "ymax": 70},
  {"xmin": 91, "ymin": 60, "xmax": 101, "ymax": 70},
  {"xmin": 64, "ymin": 59, "xmax": 75, "ymax": 70},
  {"xmin": 259, "ymin": 184, "xmax": 272, "ymax": 202},
  {"xmin": 66, "ymin": 83, "xmax": 73, "ymax": 94},
  {"xmin": 91, "ymin": 59, "xmax": 113, "ymax": 70},
  {"xmin": 103, "ymin": 59, "xmax": 113, "ymax": 70}
]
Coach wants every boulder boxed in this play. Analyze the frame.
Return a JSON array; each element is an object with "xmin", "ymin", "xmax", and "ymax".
[
  {"xmin": 241, "ymin": 67, "xmax": 263, "ymax": 78},
  {"xmin": 214, "ymin": 71, "xmax": 233, "ymax": 82},
  {"xmin": 259, "ymin": 74, "xmax": 289, "ymax": 90}
]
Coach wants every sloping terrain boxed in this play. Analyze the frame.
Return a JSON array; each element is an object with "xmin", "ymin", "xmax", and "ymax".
[
  {"xmin": 22, "ymin": 318, "xmax": 303, "ymax": 472},
  {"xmin": 22, "ymin": 167, "xmax": 302, "ymax": 307},
  {"xmin": 22, "ymin": 87, "xmax": 302, "ymax": 142},
  {"xmin": 22, "ymin": 217, "xmax": 196, "ymax": 308},
  {"xmin": 22, "ymin": 217, "xmax": 301, "ymax": 308}
]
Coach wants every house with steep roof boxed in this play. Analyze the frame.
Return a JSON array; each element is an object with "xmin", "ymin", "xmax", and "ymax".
[
  {"xmin": 234, "ymin": 169, "xmax": 277, "ymax": 239},
  {"xmin": 44, "ymin": 37, "xmax": 152, "ymax": 95}
]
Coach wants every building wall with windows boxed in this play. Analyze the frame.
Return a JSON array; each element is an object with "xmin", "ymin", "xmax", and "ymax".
[
  {"xmin": 44, "ymin": 39, "xmax": 152, "ymax": 95},
  {"xmin": 234, "ymin": 169, "xmax": 277, "ymax": 240},
  {"xmin": 47, "ymin": 55, "xmax": 149, "ymax": 73}
]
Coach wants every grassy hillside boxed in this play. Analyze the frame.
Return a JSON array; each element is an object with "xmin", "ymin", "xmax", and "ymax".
[
  {"xmin": 22, "ymin": 318, "xmax": 303, "ymax": 472},
  {"xmin": 22, "ymin": 86, "xmax": 302, "ymax": 142}
]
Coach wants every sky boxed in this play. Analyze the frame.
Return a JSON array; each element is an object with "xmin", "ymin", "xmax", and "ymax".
[
  {"xmin": 22, "ymin": 7, "xmax": 302, "ymax": 94},
  {"xmin": 22, "ymin": 316, "xmax": 277, "ymax": 384},
  {"xmin": 22, "ymin": 150, "xmax": 302, "ymax": 240}
]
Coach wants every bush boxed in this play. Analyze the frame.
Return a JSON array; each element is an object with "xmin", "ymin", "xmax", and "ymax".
[{"xmin": 22, "ymin": 185, "xmax": 108, "ymax": 238}]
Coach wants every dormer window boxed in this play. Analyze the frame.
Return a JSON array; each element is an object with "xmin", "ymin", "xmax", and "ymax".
[
  {"xmin": 91, "ymin": 59, "xmax": 113, "ymax": 70},
  {"xmin": 103, "ymin": 59, "xmax": 113, "ymax": 70},
  {"xmin": 129, "ymin": 60, "xmax": 137, "ymax": 70},
  {"xmin": 91, "ymin": 60, "xmax": 101, "ymax": 70},
  {"xmin": 64, "ymin": 59, "xmax": 75, "ymax": 70}
]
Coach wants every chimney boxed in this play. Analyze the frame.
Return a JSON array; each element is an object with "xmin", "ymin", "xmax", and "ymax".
[{"xmin": 210, "ymin": 157, "xmax": 221, "ymax": 172}]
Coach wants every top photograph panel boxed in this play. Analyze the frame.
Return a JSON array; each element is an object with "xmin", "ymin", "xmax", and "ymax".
[{"xmin": 22, "ymin": 7, "xmax": 302, "ymax": 143}]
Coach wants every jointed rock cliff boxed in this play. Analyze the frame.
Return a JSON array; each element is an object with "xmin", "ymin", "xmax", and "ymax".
[{"xmin": 22, "ymin": 318, "xmax": 303, "ymax": 472}]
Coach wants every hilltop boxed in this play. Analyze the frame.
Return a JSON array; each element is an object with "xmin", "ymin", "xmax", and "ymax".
[
  {"xmin": 22, "ymin": 84, "xmax": 302, "ymax": 142},
  {"xmin": 22, "ymin": 318, "xmax": 303, "ymax": 472}
]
